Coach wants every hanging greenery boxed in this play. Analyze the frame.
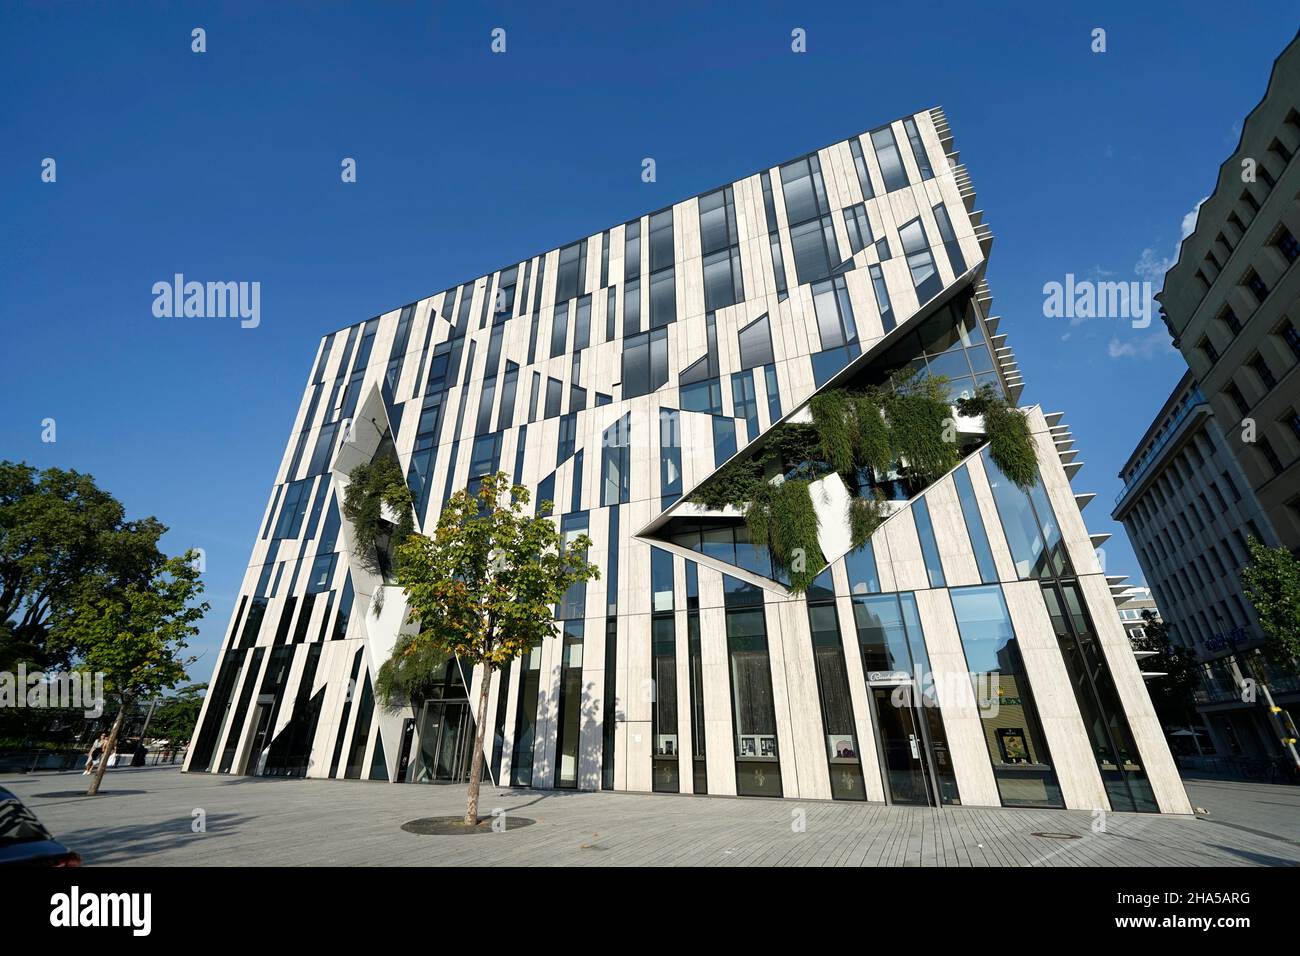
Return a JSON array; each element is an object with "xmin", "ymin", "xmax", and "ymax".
[
  {"xmin": 810, "ymin": 390, "xmax": 856, "ymax": 474},
  {"xmin": 849, "ymin": 493, "xmax": 887, "ymax": 550},
  {"xmin": 764, "ymin": 478, "xmax": 824, "ymax": 593},
  {"xmin": 882, "ymin": 369, "xmax": 961, "ymax": 483},
  {"xmin": 375, "ymin": 632, "xmax": 452, "ymax": 709},
  {"xmin": 342, "ymin": 457, "xmax": 416, "ymax": 575},
  {"xmin": 956, "ymin": 385, "xmax": 1038, "ymax": 489},
  {"xmin": 851, "ymin": 393, "xmax": 893, "ymax": 475},
  {"xmin": 686, "ymin": 365, "xmax": 976, "ymax": 592},
  {"xmin": 690, "ymin": 422, "xmax": 823, "ymax": 510}
]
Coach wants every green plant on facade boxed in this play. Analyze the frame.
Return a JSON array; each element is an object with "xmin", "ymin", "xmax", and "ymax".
[
  {"xmin": 880, "ymin": 370, "xmax": 961, "ymax": 483},
  {"xmin": 342, "ymin": 457, "xmax": 416, "ymax": 577},
  {"xmin": 956, "ymin": 384, "xmax": 1038, "ymax": 489},
  {"xmin": 376, "ymin": 632, "xmax": 454, "ymax": 708},
  {"xmin": 849, "ymin": 493, "xmax": 887, "ymax": 550},
  {"xmin": 743, "ymin": 478, "xmax": 825, "ymax": 593}
]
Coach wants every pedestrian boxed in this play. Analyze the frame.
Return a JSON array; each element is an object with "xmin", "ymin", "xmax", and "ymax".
[{"xmin": 83, "ymin": 733, "xmax": 107, "ymax": 775}]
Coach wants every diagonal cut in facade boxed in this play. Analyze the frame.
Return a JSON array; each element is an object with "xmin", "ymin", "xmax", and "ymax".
[{"xmin": 185, "ymin": 107, "xmax": 1192, "ymax": 813}]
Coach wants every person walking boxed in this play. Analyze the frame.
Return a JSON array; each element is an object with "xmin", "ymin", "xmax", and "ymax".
[{"xmin": 83, "ymin": 733, "xmax": 107, "ymax": 775}]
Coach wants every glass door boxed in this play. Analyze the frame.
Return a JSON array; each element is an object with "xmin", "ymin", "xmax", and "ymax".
[
  {"xmin": 870, "ymin": 685, "xmax": 934, "ymax": 806},
  {"xmin": 413, "ymin": 700, "xmax": 473, "ymax": 783}
]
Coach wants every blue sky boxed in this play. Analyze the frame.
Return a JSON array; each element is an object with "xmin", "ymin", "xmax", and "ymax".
[{"xmin": 2, "ymin": 2, "xmax": 1295, "ymax": 676}]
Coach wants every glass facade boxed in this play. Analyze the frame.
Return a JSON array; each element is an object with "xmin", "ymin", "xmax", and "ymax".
[
  {"xmin": 188, "ymin": 110, "xmax": 1180, "ymax": 817},
  {"xmin": 724, "ymin": 576, "xmax": 781, "ymax": 797},
  {"xmin": 949, "ymin": 585, "xmax": 1064, "ymax": 808}
]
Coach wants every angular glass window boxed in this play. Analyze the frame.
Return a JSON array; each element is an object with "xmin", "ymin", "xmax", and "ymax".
[
  {"xmin": 651, "ymin": 611, "xmax": 679, "ymax": 792},
  {"xmin": 843, "ymin": 203, "xmax": 872, "ymax": 254},
  {"xmin": 573, "ymin": 294, "xmax": 592, "ymax": 350},
  {"xmin": 811, "ymin": 277, "xmax": 857, "ymax": 351},
  {"xmin": 763, "ymin": 364, "xmax": 782, "ymax": 421},
  {"xmin": 950, "ymin": 585, "xmax": 1064, "ymax": 809},
  {"xmin": 550, "ymin": 301, "xmax": 569, "ymax": 358},
  {"xmin": 731, "ymin": 370, "xmax": 758, "ymax": 441},
  {"xmin": 790, "ymin": 216, "xmax": 840, "ymax": 286},
  {"xmin": 869, "ymin": 264, "xmax": 895, "ymax": 332},
  {"xmin": 849, "ymin": 136, "xmax": 874, "ymax": 198},
  {"xmin": 273, "ymin": 478, "xmax": 314, "ymax": 539},
  {"xmin": 807, "ymin": 595, "xmax": 866, "ymax": 800},
  {"xmin": 911, "ymin": 497, "xmax": 946, "ymax": 587},
  {"xmin": 899, "ymin": 217, "xmax": 942, "ymax": 303},
  {"xmin": 779, "ymin": 155, "xmax": 829, "ymax": 226},
  {"xmin": 496, "ymin": 361, "xmax": 519, "ymax": 430},
  {"xmin": 649, "ymin": 209, "xmax": 675, "ymax": 273},
  {"xmin": 870, "ymin": 126, "xmax": 909, "ymax": 192},
  {"xmin": 903, "ymin": 117, "xmax": 934, "ymax": 180},
  {"xmin": 699, "ymin": 188, "xmax": 738, "ymax": 254},
  {"xmin": 649, "ymin": 268, "xmax": 677, "ymax": 328},
  {"xmin": 703, "ymin": 248, "xmax": 743, "ymax": 311},
  {"xmin": 557, "ymin": 413, "xmax": 578, "ymax": 464},
  {"xmin": 624, "ymin": 219, "xmax": 642, "ymax": 283},
  {"xmin": 726, "ymin": 597, "xmax": 782, "ymax": 797},
  {"xmin": 932, "ymin": 203, "xmax": 967, "ymax": 277},
  {"xmin": 680, "ymin": 378, "xmax": 723, "ymax": 414},
  {"xmin": 712, "ymin": 416, "xmax": 737, "ymax": 467},
  {"xmin": 768, "ymin": 231, "xmax": 789, "ymax": 300},
  {"xmin": 659, "ymin": 408, "xmax": 682, "ymax": 509},
  {"xmin": 545, "ymin": 377, "xmax": 563, "ymax": 419},
  {"xmin": 600, "ymin": 414, "xmax": 631, "ymax": 506},
  {"xmin": 952, "ymin": 465, "xmax": 998, "ymax": 583},
  {"xmin": 555, "ymin": 240, "xmax": 585, "ymax": 303},
  {"xmin": 624, "ymin": 277, "xmax": 642, "ymax": 336},
  {"xmin": 738, "ymin": 314, "xmax": 775, "ymax": 370},
  {"xmin": 622, "ymin": 329, "xmax": 668, "ymax": 399}
]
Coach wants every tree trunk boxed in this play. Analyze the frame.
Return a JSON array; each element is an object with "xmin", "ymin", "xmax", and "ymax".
[
  {"xmin": 88, "ymin": 702, "xmax": 127, "ymax": 796},
  {"xmin": 463, "ymin": 664, "xmax": 493, "ymax": 827}
]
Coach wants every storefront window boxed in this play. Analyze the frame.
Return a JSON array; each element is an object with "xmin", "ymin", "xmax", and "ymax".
[
  {"xmin": 806, "ymin": 573, "xmax": 866, "ymax": 800},
  {"xmin": 725, "ymin": 575, "xmax": 781, "ymax": 797},
  {"xmin": 949, "ymin": 585, "xmax": 1064, "ymax": 808}
]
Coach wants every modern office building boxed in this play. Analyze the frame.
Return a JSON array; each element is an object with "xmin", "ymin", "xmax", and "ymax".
[
  {"xmin": 1115, "ymin": 32, "xmax": 1300, "ymax": 768},
  {"xmin": 185, "ymin": 106, "xmax": 1190, "ymax": 813}
]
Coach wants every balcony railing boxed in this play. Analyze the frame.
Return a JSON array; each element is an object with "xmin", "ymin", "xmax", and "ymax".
[{"xmin": 1113, "ymin": 387, "xmax": 1206, "ymax": 508}]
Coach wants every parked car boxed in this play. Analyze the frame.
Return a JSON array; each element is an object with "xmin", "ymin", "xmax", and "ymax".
[{"xmin": 0, "ymin": 786, "xmax": 81, "ymax": 866}]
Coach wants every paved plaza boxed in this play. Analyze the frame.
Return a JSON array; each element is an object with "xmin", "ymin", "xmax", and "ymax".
[{"xmin": 4, "ymin": 766, "xmax": 1297, "ymax": 867}]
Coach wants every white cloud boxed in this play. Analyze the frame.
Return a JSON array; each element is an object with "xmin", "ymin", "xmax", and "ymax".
[
  {"xmin": 1134, "ymin": 197, "xmax": 1207, "ymax": 287},
  {"xmin": 1107, "ymin": 333, "xmax": 1174, "ymax": 360}
]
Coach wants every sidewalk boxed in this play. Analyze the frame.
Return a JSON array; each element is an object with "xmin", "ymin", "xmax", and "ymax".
[{"xmin": 4, "ymin": 766, "xmax": 1297, "ymax": 866}]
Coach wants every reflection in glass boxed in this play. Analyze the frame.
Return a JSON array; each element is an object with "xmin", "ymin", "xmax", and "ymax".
[
  {"xmin": 725, "ymin": 581, "xmax": 782, "ymax": 797},
  {"xmin": 1043, "ymin": 582, "xmax": 1158, "ymax": 812},
  {"xmin": 949, "ymin": 585, "xmax": 1064, "ymax": 808}
]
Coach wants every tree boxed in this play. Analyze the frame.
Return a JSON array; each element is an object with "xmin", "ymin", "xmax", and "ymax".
[
  {"xmin": 146, "ymin": 682, "xmax": 208, "ymax": 746},
  {"xmin": 393, "ymin": 472, "xmax": 599, "ymax": 826},
  {"xmin": 1, "ymin": 462, "xmax": 166, "ymax": 671},
  {"xmin": 1240, "ymin": 537, "xmax": 1300, "ymax": 661},
  {"xmin": 1130, "ymin": 610, "xmax": 1199, "ymax": 726},
  {"xmin": 52, "ymin": 554, "xmax": 208, "ymax": 795}
]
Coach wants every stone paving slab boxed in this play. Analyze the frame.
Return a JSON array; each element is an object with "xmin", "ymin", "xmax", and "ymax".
[{"xmin": 3, "ymin": 767, "xmax": 1297, "ymax": 867}]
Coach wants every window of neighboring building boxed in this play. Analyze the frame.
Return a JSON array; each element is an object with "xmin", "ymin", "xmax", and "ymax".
[
  {"xmin": 1243, "ymin": 269, "xmax": 1269, "ymax": 304},
  {"xmin": 1274, "ymin": 225, "xmax": 1300, "ymax": 264}
]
